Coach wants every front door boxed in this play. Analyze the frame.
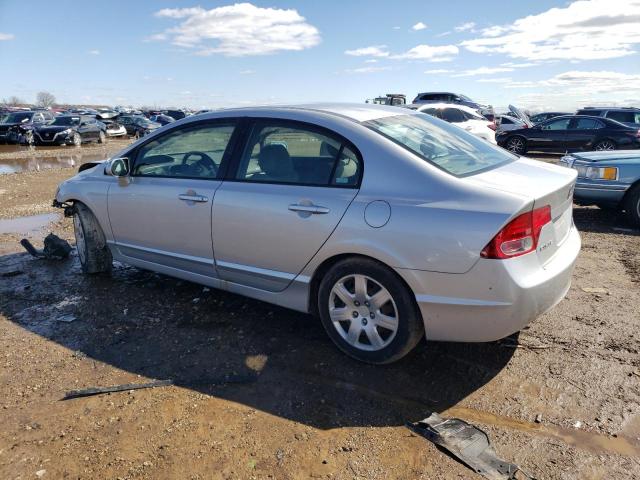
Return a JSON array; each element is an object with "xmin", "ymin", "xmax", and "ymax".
[
  {"xmin": 108, "ymin": 120, "xmax": 238, "ymax": 277},
  {"xmin": 566, "ymin": 117, "xmax": 604, "ymax": 151},
  {"xmin": 212, "ymin": 120, "xmax": 362, "ymax": 291},
  {"xmin": 529, "ymin": 117, "xmax": 571, "ymax": 152}
]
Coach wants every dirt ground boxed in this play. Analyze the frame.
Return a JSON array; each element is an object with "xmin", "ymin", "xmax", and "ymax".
[{"xmin": 0, "ymin": 145, "xmax": 639, "ymax": 480}]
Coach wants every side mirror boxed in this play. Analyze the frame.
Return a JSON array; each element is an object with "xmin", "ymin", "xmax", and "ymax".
[{"xmin": 107, "ymin": 157, "xmax": 130, "ymax": 177}]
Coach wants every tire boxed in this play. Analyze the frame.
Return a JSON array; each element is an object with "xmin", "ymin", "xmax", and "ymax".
[
  {"xmin": 24, "ymin": 130, "xmax": 34, "ymax": 146},
  {"xmin": 98, "ymin": 130, "xmax": 106, "ymax": 144},
  {"xmin": 623, "ymin": 184, "xmax": 640, "ymax": 227},
  {"xmin": 593, "ymin": 139, "xmax": 616, "ymax": 151},
  {"xmin": 73, "ymin": 202, "xmax": 112, "ymax": 274},
  {"xmin": 317, "ymin": 257, "xmax": 424, "ymax": 364},
  {"xmin": 505, "ymin": 136, "xmax": 527, "ymax": 155},
  {"xmin": 72, "ymin": 132, "xmax": 82, "ymax": 147}
]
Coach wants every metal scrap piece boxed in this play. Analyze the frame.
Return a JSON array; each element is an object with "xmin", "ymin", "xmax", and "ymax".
[{"xmin": 408, "ymin": 413, "xmax": 534, "ymax": 480}]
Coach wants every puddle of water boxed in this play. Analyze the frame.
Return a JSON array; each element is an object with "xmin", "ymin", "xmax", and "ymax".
[{"xmin": 0, "ymin": 213, "xmax": 61, "ymax": 235}]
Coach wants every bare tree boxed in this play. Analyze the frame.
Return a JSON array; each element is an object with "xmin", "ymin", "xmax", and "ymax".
[
  {"xmin": 36, "ymin": 91, "xmax": 56, "ymax": 109},
  {"xmin": 1, "ymin": 96, "xmax": 25, "ymax": 107}
]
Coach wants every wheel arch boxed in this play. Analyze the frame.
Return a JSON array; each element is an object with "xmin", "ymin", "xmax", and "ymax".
[{"xmin": 621, "ymin": 178, "xmax": 640, "ymax": 207}]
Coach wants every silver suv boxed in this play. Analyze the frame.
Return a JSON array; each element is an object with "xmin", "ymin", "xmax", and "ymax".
[{"xmin": 575, "ymin": 107, "xmax": 640, "ymax": 128}]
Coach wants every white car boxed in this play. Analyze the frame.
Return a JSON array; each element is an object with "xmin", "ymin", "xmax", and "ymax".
[
  {"xmin": 407, "ymin": 103, "xmax": 497, "ymax": 143},
  {"xmin": 105, "ymin": 122, "xmax": 127, "ymax": 138}
]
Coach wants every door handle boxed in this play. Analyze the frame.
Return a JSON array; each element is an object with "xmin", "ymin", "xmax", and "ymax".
[
  {"xmin": 178, "ymin": 193, "xmax": 208, "ymax": 203},
  {"xmin": 288, "ymin": 204, "xmax": 330, "ymax": 214}
]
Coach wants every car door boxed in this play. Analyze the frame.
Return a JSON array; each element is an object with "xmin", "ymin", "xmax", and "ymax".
[
  {"xmin": 107, "ymin": 120, "xmax": 239, "ymax": 277},
  {"xmin": 212, "ymin": 119, "xmax": 362, "ymax": 292},
  {"xmin": 566, "ymin": 118, "xmax": 603, "ymax": 151},
  {"xmin": 529, "ymin": 117, "xmax": 571, "ymax": 151},
  {"xmin": 78, "ymin": 117, "xmax": 97, "ymax": 141}
]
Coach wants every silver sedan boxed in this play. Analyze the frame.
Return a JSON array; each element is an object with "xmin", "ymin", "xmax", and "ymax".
[{"xmin": 55, "ymin": 104, "xmax": 581, "ymax": 364}]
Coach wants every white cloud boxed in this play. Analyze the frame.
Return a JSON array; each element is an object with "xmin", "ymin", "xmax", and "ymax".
[
  {"xmin": 500, "ymin": 62, "xmax": 539, "ymax": 68},
  {"xmin": 344, "ymin": 45, "xmax": 389, "ymax": 57},
  {"xmin": 88, "ymin": 49, "xmax": 100, "ymax": 55},
  {"xmin": 412, "ymin": 22, "xmax": 428, "ymax": 31},
  {"xmin": 454, "ymin": 22, "xmax": 476, "ymax": 32},
  {"xmin": 477, "ymin": 77, "xmax": 512, "ymax": 83},
  {"xmin": 364, "ymin": 59, "xmax": 379, "ymax": 63},
  {"xmin": 392, "ymin": 26, "xmax": 401, "ymax": 30},
  {"xmin": 151, "ymin": 3, "xmax": 320, "ymax": 56},
  {"xmin": 452, "ymin": 66, "xmax": 514, "ymax": 77},
  {"xmin": 424, "ymin": 69, "xmax": 453, "ymax": 74},
  {"xmin": 393, "ymin": 44, "xmax": 459, "ymax": 62},
  {"xmin": 239, "ymin": 69, "xmax": 256, "ymax": 75},
  {"xmin": 0, "ymin": 33, "xmax": 14, "ymax": 40},
  {"xmin": 461, "ymin": 0, "xmax": 640, "ymax": 61},
  {"xmin": 343, "ymin": 66, "xmax": 391, "ymax": 74}
]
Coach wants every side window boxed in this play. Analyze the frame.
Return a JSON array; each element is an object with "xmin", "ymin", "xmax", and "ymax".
[
  {"xmin": 235, "ymin": 122, "xmax": 361, "ymax": 187},
  {"xmin": 541, "ymin": 119, "xmax": 570, "ymax": 130},
  {"xmin": 441, "ymin": 108, "xmax": 465, "ymax": 123},
  {"xmin": 573, "ymin": 118, "xmax": 600, "ymax": 129},
  {"xmin": 501, "ymin": 117, "xmax": 513, "ymax": 125},
  {"xmin": 133, "ymin": 122, "xmax": 235, "ymax": 179},
  {"xmin": 606, "ymin": 111, "xmax": 634, "ymax": 123},
  {"xmin": 421, "ymin": 108, "xmax": 441, "ymax": 119}
]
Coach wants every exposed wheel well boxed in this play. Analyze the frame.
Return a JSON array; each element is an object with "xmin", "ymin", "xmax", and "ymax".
[
  {"xmin": 621, "ymin": 179, "xmax": 640, "ymax": 208},
  {"xmin": 307, "ymin": 253, "xmax": 420, "ymax": 319}
]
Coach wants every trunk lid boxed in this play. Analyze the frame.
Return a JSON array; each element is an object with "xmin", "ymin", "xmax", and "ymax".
[
  {"xmin": 467, "ymin": 157, "xmax": 576, "ymax": 266},
  {"xmin": 508, "ymin": 104, "xmax": 533, "ymax": 128}
]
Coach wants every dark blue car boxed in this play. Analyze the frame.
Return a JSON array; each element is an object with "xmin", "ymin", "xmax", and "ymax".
[{"xmin": 559, "ymin": 150, "xmax": 640, "ymax": 226}]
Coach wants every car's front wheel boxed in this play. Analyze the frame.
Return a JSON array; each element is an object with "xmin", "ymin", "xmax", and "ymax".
[
  {"xmin": 318, "ymin": 258, "xmax": 424, "ymax": 364},
  {"xmin": 98, "ymin": 130, "xmax": 106, "ymax": 144},
  {"xmin": 506, "ymin": 136, "xmax": 527, "ymax": 155},
  {"xmin": 73, "ymin": 202, "xmax": 112, "ymax": 274},
  {"xmin": 624, "ymin": 184, "xmax": 640, "ymax": 227},
  {"xmin": 72, "ymin": 132, "xmax": 82, "ymax": 147}
]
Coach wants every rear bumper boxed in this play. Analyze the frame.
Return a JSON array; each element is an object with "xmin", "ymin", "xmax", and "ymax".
[{"xmin": 396, "ymin": 225, "xmax": 581, "ymax": 342}]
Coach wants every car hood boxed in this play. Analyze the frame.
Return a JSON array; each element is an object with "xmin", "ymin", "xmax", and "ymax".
[
  {"xmin": 36, "ymin": 125, "xmax": 73, "ymax": 134},
  {"xmin": 569, "ymin": 150, "xmax": 640, "ymax": 163},
  {"xmin": 508, "ymin": 105, "xmax": 533, "ymax": 128}
]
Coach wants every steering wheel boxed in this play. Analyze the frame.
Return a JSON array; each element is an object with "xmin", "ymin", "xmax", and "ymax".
[{"xmin": 182, "ymin": 151, "xmax": 218, "ymax": 176}]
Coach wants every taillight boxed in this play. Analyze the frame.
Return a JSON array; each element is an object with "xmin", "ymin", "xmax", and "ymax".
[
  {"xmin": 635, "ymin": 129, "xmax": 640, "ymax": 138},
  {"xmin": 487, "ymin": 122, "xmax": 497, "ymax": 131},
  {"xmin": 480, "ymin": 205, "xmax": 552, "ymax": 259}
]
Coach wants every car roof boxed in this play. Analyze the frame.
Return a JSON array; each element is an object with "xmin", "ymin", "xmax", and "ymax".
[
  {"xmin": 198, "ymin": 103, "xmax": 416, "ymax": 123},
  {"xmin": 413, "ymin": 103, "xmax": 481, "ymax": 115},
  {"xmin": 578, "ymin": 106, "xmax": 640, "ymax": 111}
]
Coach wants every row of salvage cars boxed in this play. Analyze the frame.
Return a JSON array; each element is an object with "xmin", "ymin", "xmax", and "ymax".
[{"xmin": 0, "ymin": 109, "xmax": 161, "ymax": 146}]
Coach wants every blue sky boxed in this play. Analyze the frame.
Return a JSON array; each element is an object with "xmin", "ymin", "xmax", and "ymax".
[{"xmin": 0, "ymin": 0, "xmax": 639, "ymax": 111}]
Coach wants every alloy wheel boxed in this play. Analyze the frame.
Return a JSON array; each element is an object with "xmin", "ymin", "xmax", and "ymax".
[
  {"xmin": 506, "ymin": 137, "xmax": 525, "ymax": 154},
  {"xmin": 24, "ymin": 131, "xmax": 34, "ymax": 146},
  {"xmin": 328, "ymin": 274, "xmax": 399, "ymax": 352},
  {"xmin": 595, "ymin": 140, "xmax": 615, "ymax": 151},
  {"xmin": 73, "ymin": 133, "xmax": 81, "ymax": 147}
]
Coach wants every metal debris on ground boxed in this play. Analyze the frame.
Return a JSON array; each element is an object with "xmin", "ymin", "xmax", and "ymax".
[
  {"xmin": 408, "ymin": 413, "xmax": 534, "ymax": 480},
  {"xmin": 20, "ymin": 233, "xmax": 73, "ymax": 259}
]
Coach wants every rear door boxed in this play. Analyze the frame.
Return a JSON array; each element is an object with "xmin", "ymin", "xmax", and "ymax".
[
  {"xmin": 566, "ymin": 118, "xmax": 604, "ymax": 151},
  {"xmin": 212, "ymin": 119, "xmax": 362, "ymax": 291}
]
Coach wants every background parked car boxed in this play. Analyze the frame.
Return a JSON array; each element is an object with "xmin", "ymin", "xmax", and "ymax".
[
  {"xmin": 529, "ymin": 112, "xmax": 571, "ymax": 124},
  {"xmin": 576, "ymin": 107, "xmax": 640, "ymax": 128},
  {"xmin": 103, "ymin": 120, "xmax": 127, "ymax": 137},
  {"xmin": 497, "ymin": 115, "xmax": 640, "ymax": 154},
  {"xmin": 118, "ymin": 115, "xmax": 161, "ymax": 138},
  {"xmin": 31, "ymin": 114, "xmax": 106, "ymax": 146},
  {"xmin": 163, "ymin": 109, "xmax": 187, "ymax": 121},
  {"xmin": 0, "ymin": 110, "xmax": 54, "ymax": 144},
  {"xmin": 559, "ymin": 150, "xmax": 640, "ymax": 225},
  {"xmin": 408, "ymin": 103, "xmax": 496, "ymax": 143},
  {"xmin": 150, "ymin": 114, "xmax": 176, "ymax": 126},
  {"xmin": 496, "ymin": 115, "xmax": 528, "ymax": 134},
  {"xmin": 412, "ymin": 92, "xmax": 494, "ymax": 120}
]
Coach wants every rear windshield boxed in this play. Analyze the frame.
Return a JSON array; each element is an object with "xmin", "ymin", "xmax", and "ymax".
[{"xmin": 364, "ymin": 113, "xmax": 515, "ymax": 176}]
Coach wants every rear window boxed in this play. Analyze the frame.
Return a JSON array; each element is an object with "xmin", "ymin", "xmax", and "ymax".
[
  {"xmin": 606, "ymin": 111, "xmax": 638, "ymax": 123},
  {"xmin": 364, "ymin": 114, "xmax": 515, "ymax": 177}
]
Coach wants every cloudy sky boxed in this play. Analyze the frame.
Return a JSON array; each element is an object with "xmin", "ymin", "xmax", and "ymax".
[{"xmin": 0, "ymin": 0, "xmax": 639, "ymax": 111}]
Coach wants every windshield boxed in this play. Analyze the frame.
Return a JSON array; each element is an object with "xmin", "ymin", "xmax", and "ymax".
[
  {"xmin": 2, "ymin": 112, "xmax": 32, "ymax": 123},
  {"xmin": 50, "ymin": 116, "xmax": 80, "ymax": 126},
  {"xmin": 134, "ymin": 117, "xmax": 153, "ymax": 126},
  {"xmin": 364, "ymin": 114, "xmax": 515, "ymax": 176}
]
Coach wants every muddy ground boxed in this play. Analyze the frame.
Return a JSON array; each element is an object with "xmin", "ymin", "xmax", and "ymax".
[{"xmin": 0, "ymin": 144, "xmax": 639, "ymax": 479}]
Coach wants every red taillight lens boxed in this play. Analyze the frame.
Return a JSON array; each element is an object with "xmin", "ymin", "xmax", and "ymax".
[
  {"xmin": 480, "ymin": 205, "xmax": 552, "ymax": 259},
  {"xmin": 487, "ymin": 122, "xmax": 497, "ymax": 131}
]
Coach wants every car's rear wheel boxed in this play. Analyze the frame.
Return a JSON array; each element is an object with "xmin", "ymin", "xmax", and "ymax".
[
  {"xmin": 98, "ymin": 130, "xmax": 106, "ymax": 144},
  {"xmin": 594, "ymin": 139, "xmax": 616, "ymax": 151},
  {"xmin": 72, "ymin": 132, "xmax": 82, "ymax": 147},
  {"xmin": 506, "ymin": 136, "xmax": 527, "ymax": 155},
  {"xmin": 623, "ymin": 184, "xmax": 640, "ymax": 227},
  {"xmin": 318, "ymin": 258, "xmax": 424, "ymax": 364},
  {"xmin": 73, "ymin": 202, "xmax": 112, "ymax": 274},
  {"xmin": 24, "ymin": 130, "xmax": 34, "ymax": 146}
]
